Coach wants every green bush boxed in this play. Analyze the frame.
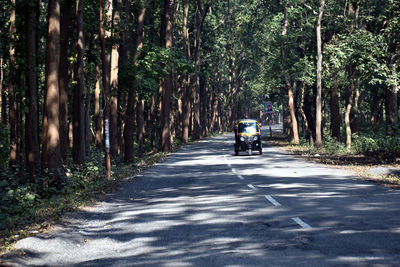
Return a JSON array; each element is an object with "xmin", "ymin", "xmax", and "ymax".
[
  {"xmin": 352, "ymin": 133, "xmax": 400, "ymax": 160},
  {"xmin": 323, "ymin": 135, "xmax": 348, "ymax": 155}
]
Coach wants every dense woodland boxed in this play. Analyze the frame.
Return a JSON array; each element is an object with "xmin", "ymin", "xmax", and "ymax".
[{"xmin": 0, "ymin": 0, "xmax": 399, "ymax": 185}]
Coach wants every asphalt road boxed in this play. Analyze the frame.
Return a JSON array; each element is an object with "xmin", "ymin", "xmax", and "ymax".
[{"xmin": 4, "ymin": 126, "xmax": 400, "ymax": 266}]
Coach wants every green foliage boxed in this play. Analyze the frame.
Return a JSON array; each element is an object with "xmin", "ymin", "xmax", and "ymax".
[
  {"xmin": 0, "ymin": 148, "xmax": 108, "ymax": 235},
  {"xmin": 322, "ymin": 135, "xmax": 348, "ymax": 156},
  {"xmin": 352, "ymin": 133, "xmax": 400, "ymax": 161}
]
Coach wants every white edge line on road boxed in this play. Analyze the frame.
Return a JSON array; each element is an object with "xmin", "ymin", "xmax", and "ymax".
[
  {"xmin": 247, "ymin": 184, "xmax": 257, "ymax": 190},
  {"xmin": 264, "ymin": 195, "xmax": 281, "ymax": 206},
  {"xmin": 238, "ymin": 175, "xmax": 244, "ymax": 180},
  {"xmin": 292, "ymin": 217, "xmax": 312, "ymax": 229}
]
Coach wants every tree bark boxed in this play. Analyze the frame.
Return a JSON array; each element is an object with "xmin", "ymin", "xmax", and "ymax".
[
  {"xmin": 123, "ymin": 3, "xmax": 146, "ymax": 162},
  {"xmin": 315, "ymin": 0, "xmax": 325, "ymax": 148},
  {"xmin": 280, "ymin": 1, "xmax": 299, "ymax": 144},
  {"xmin": 9, "ymin": 0, "xmax": 17, "ymax": 168},
  {"xmin": 0, "ymin": 56, "xmax": 4, "ymax": 124},
  {"xmin": 181, "ymin": 0, "xmax": 190, "ymax": 143},
  {"xmin": 385, "ymin": 56, "xmax": 398, "ymax": 136},
  {"xmin": 73, "ymin": 0, "xmax": 86, "ymax": 164},
  {"xmin": 137, "ymin": 99, "xmax": 145, "ymax": 158},
  {"xmin": 192, "ymin": 0, "xmax": 210, "ymax": 140},
  {"xmin": 160, "ymin": 0, "xmax": 174, "ymax": 151},
  {"xmin": 59, "ymin": 0, "xmax": 71, "ymax": 160},
  {"xmin": 95, "ymin": 65, "xmax": 102, "ymax": 146},
  {"xmin": 0, "ymin": 56, "xmax": 5, "ymax": 125},
  {"xmin": 42, "ymin": 0, "xmax": 62, "ymax": 172},
  {"xmin": 299, "ymin": 82, "xmax": 314, "ymax": 146},
  {"xmin": 110, "ymin": 0, "xmax": 121, "ymax": 157},
  {"xmin": 26, "ymin": 1, "xmax": 40, "ymax": 180},
  {"xmin": 345, "ymin": 79, "xmax": 355, "ymax": 149},
  {"xmin": 330, "ymin": 82, "xmax": 341, "ymax": 140},
  {"xmin": 100, "ymin": 0, "xmax": 112, "ymax": 178}
]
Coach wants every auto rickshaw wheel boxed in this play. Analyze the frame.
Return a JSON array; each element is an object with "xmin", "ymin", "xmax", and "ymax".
[
  {"xmin": 248, "ymin": 149, "xmax": 252, "ymax": 156},
  {"xmin": 235, "ymin": 150, "xmax": 238, "ymax": 156},
  {"xmin": 259, "ymin": 148, "xmax": 262, "ymax": 155}
]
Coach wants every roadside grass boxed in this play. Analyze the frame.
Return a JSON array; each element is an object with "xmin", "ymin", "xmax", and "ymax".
[
  {"xmin": 264, "ymin": 133, "xmax": 400, "ymax": 187},
  {"xmin": 0, "ymin": 149, "xmax": 173, "ymax": 253}
]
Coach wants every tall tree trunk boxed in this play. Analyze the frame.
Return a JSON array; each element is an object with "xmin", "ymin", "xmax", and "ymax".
[
  {"xmin": 315, "ymin": 0, "xmax": 325, "ymax": 148},
  {"xmin": 95, "ymin": 65, "xmax": 102, "ymax": 146},
  {"xmin": 110, "ymin": 0, "xmax": 121, "ymax": 157},
  {"xmin": 73, "ymin": 0, "xmax": 86, "ymax": 164},
  {"xmin": 59, "ymin": 0, "xmax": 71, "ymax": 160},
  {"xmin": 0, "ymin": 56, "xmax": 6, "ymax": 125},
  {"xmin": 299, "ymin": 82, "xmax": 314, "ymax": 146},
  {"xmin": 160, "ymin": 0, "xmax": 174, "ymax": 151},
  {"xmin": 345, "ymin": 78, "xmax": 355, "ymax": 149},
  {"xmin": 85, "ymin": 74, "xmax": 91, "ymax": 157},
  {"xmin": 330, "ymin": 82, "xmax": 341, "ymax": 140},
  {"xmin": 385, "ymin": 57, "xmax": 398, "ymax": 136},
  {"xmin": 42, "ymin": 0, "xmax": 62, "ymax": 172},
  {"xmin": 191, "ymin": 0, "xmax": 210, "ymax": 140},
  {"xmin": 287, "ymin": 80, "xmax": 299, "ymax": 144},
  {"xmin": 100, "ymin": 0, "xmax": 112, "ymax": 178},
  {"xmin": 181, "ymin": 0, "xmax": 190, "ymax": 143},
  {"xmin": 26, "ymin": 1, "xmax": 40, "ymax": 180},
  {"xmin": 8, "ymin": 0, "xmax": 17, "ymax": 168},
  {"xmin": 150, "ymin": 95, "xmax": 157, "ymax": 150},
  {"xmin": 137, "ymin": 99, "xmax": 145, "ymax": 158},
  {"xmin": 123, "ymin": 3, "xmax": 145, "ymax": 162},
  {"xmin": 281, "ymin": 1, "xmax": 299, "ymax": 144}
]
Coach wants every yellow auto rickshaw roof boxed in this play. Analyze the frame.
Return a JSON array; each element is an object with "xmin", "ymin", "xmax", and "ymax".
[{"xmin": 237, "ymin": 119, "xmax": 260, "ymax": 124}]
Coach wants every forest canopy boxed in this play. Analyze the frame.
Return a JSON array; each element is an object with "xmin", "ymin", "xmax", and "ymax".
[{"xmin": 0, "ymin": 0, "xmax": 399, "ymax": 181}]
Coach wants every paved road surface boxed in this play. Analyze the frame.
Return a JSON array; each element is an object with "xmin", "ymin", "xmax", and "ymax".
[{"xmin": 4, "ymin": 126, "xmax": 400, "ymax": 266}]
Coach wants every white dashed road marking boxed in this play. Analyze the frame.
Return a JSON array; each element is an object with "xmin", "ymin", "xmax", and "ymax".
[
  {"xmin": 292, "ymin": 217, "xmax": 312, "ymax": 229},
  {"xmin": 264, "ymin": 195, "xmax": 281, "ymax": 206},
  {"xmin": 225, "ymin": 153, "xmax": 312, "ymax": 230},
  {"xmin": 247, "ymin": 184, "xmax": 257, "ymax": 190}
]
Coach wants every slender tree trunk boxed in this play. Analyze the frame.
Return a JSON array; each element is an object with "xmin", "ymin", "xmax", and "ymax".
[
  {"xmin": 299, "ymin": 82, "xmax": 314, "ymax": 146},
  {"xmin": 73, "ymin": 0, "xmax": 86, "ymax": 164},
  {"xmin": 345, "ymin": 79, "xmax": 355, "ymax": 149},
  {"xmin": 59, "ymin": 0, "xmax": 71, "ymax": 160},
  {"xmin": 95, "ymin": 65, "xmax": 102, "ymax": 146},
  {"xmin": 9, "ymin": 0, "xmax": 17, "ymax": 168},
  {"xmin": 181, "ymin": 0, "xmax": 191, "ymax": 144},
  {"xmin": 26, "ymin": 1, "xmax": 40, "ymax": 180},
  {"xmin": 137, "ymin": 99, "xmax": 145, "ymax": 158},
  {"xmin": 110, "ymin": 0, "xmax": 121, "ymax": 157},
  {"xmin": 150, "ymin": 95, "xmax": 157, "ymax": 150},
  {"xmin": 350, "ymin": 88, "xmax": 360, "ymax": 133},
  {"xmin": 315, "ymin": 0, "xmax": 325, "ymax": 148},
  {"xmin": 385, "ymin": 57, "xmax": 398, "ymax": 136},
  {"xmin": 123, "ymin": 3, "xmax": 146, "ymax": 162},
  {"xmin": 287, "ymin": 80, "xmax": 299, "ymax": 144},
  {"xmin": 42, "ymin": 0, "xmax": 62, "ymax": 172},
  {"xmin": 281, "ymin": 1, "xmax": 299, "ymax": 144},
  {"xmin": 85, "ymin": 75, "xmax": 91, "ymax": 157},
  {"xmin": 192, "ymin": 1, "xmax": 210, "ymax": 140},
  {"xmin": 330, "ymin": 82, "xmax": 341, "ymax": 140},
  {"xmin": 0, "ymin": 56, "xmax": 5, "ymax": 125},
  {"xmin": 100, "ymin": 0, "xmax": 112, "ymax": 178},
  {"xmin": 160, "ymin": 0, "xmax": 174, "ymax": 151}
]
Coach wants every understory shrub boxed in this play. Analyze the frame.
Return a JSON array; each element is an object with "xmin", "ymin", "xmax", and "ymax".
[{"xmin": 352, "ymin": 133, "xmax": 400, "ymax": 160}]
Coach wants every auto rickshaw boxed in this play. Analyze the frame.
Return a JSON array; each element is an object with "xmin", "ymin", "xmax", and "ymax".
[{"xmin": 234, "ymin": 119, "xmax": 262, "ymax": 156}]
